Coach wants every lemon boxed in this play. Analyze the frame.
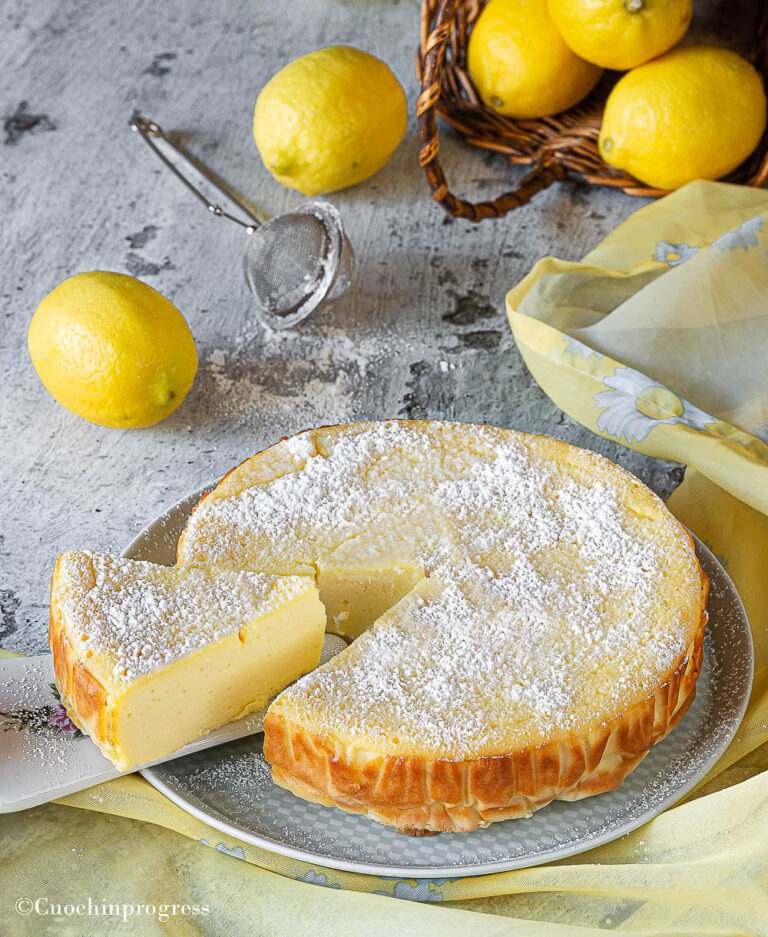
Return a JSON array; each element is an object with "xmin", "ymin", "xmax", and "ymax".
[
  {"xmin": 28, "ymin": 272, "xmax": 198, "ymax": 429},
  {"xmin": 548, "ymin": 0, "xmax": 692, "ymax": 70},
  {"xmin": 253, "ymin": 46, "xmax": 407, "ymax": 195},
  {"xmin": 599, "ymin": 46, "xmax": 767, "ymax": 190},
  {"xmin": 467, "ymin": 0, "xmax": 602, "ymax": 119}
]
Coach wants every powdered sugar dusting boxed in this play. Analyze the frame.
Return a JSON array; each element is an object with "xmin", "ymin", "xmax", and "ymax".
[
  {"xmin": 180, "ymin": 421, "xmax": 703, "ymax": 756},
  {"xmin": 56, "ymin": 552, "xmax": 309, "ymax": 685}
]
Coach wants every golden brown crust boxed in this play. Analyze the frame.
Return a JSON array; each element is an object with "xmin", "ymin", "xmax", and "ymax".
[
  {"xmin": 49, "ymin": 557, "xmax": 119, "ymax": 761},
  {"xmin": 264, "ymin": 594, "xmax": 708, "ymax": 834}
]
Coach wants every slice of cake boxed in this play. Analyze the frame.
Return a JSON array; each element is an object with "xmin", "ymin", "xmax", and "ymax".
[
  {"xmin": 179, "ymin": 421, "xmax": 709, "ymax": 833},
  {"xmin": 49, "ymin": 551, "xmax": 325, "ymax": 770}
]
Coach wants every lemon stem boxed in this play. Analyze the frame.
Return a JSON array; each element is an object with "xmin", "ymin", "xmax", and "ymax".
[{"xmin": 625, "ymin": 0, "xmax": 644, "ymax": 11}]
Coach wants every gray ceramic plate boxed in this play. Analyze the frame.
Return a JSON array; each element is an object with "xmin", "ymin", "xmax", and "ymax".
[{"xmin": 129, "ymin": 485, "xmax": 753, "ymax": 878}]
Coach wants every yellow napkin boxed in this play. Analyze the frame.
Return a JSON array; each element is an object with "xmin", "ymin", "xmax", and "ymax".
[
  {"xmin": 3, "ymin": 180, "xmax": 768, "ymax": 934},
  {"xmin": 506, "ymin": 180, "xmax": 768, "ymax": 782}
]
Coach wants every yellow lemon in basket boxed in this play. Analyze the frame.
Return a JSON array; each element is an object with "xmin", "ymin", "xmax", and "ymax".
[
  {"xmin": 253, "ymin": 46, "xmax": 407, "ymax": 195},
  {"xmin": 599, "ymin": 46, "xmax": 767, "ymax": 190},
  {"xmin": 547, "ymin": 0, "xmax": 692, "ymax": 70},
  {"xmin": 28, "ymin": 272, "xmax": 198, "ymax": 429},
  {"xmin": 467, "ymin": 0, "xmax": 602, "ymax": 119}
]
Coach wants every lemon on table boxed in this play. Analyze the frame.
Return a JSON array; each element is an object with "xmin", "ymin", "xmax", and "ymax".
[
  {"xmin": 467, "ymin": 0, "xmax": 602, "ymax": 119},
  {"xmin": 28, "ymin": 272, "xmax": 198, "ymax": 429},
  {"xmin": 599, "ymin": 46, "xmax": 767, "ymax": 190},
  {"xmin": 253, "ymin": 46, "xmax": 407, "ymax": 196},
  {"xmin": 547, "ymin": 0, "xmax": 692, "ymax": 71}
]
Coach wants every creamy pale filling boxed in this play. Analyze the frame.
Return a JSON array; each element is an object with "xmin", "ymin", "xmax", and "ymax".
[
  {"xmin": 88, "ymin": 585, "xmax": 325, "ymax": 771},
  {"xmin": 318, "ymin": 561, "xmax": 424, "ymax": 638}
]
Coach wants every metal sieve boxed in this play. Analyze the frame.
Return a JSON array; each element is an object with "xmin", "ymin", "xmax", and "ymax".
[{"xmin": 130, "ymin": 115, "xmax": 354, "ymax": 330}]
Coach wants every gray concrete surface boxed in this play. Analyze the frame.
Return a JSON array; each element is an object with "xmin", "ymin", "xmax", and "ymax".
[{"xmin": 1, "ymin": 0, "xmax": 692, "ymax": 655}]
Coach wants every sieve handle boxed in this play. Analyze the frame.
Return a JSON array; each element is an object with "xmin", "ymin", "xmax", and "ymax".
[{"xmin": 130, "ymin": 114, "xmax": 262, "ymax": 231}]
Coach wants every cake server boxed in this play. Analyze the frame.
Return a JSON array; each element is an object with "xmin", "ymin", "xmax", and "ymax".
[
  {"xmin": 0, "ymin": 634, "xmax": 346, "ymax": 813},
  {"xmin": 130, "ymin": 115, "xmax": 355, "ymax": 330}
]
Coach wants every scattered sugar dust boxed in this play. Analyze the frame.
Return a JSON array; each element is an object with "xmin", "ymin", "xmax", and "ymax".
[{"xmin": 197, "ymin": 325, "xmax": 391, "ymax": 428}]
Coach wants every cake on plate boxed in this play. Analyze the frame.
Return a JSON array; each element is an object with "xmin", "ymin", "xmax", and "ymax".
[{"xmin": 178, "ymin": 421, "xmax": 708, "ymax": 833}]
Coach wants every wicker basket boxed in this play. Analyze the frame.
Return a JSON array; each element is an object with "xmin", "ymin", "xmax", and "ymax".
[{"xmin": 416, "ymin": 0, "xmax": 768, "ymax": 221}]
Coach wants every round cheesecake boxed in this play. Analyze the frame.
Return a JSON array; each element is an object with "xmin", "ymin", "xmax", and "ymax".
[{"xmin": 178, "ymin": 421, "xmax": 708, "ymax": 833}]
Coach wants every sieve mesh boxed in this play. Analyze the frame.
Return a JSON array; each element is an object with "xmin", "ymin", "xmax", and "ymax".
[{"xmin": 243, "ymin": 199, "xmax": 354, "ymax": 330}]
